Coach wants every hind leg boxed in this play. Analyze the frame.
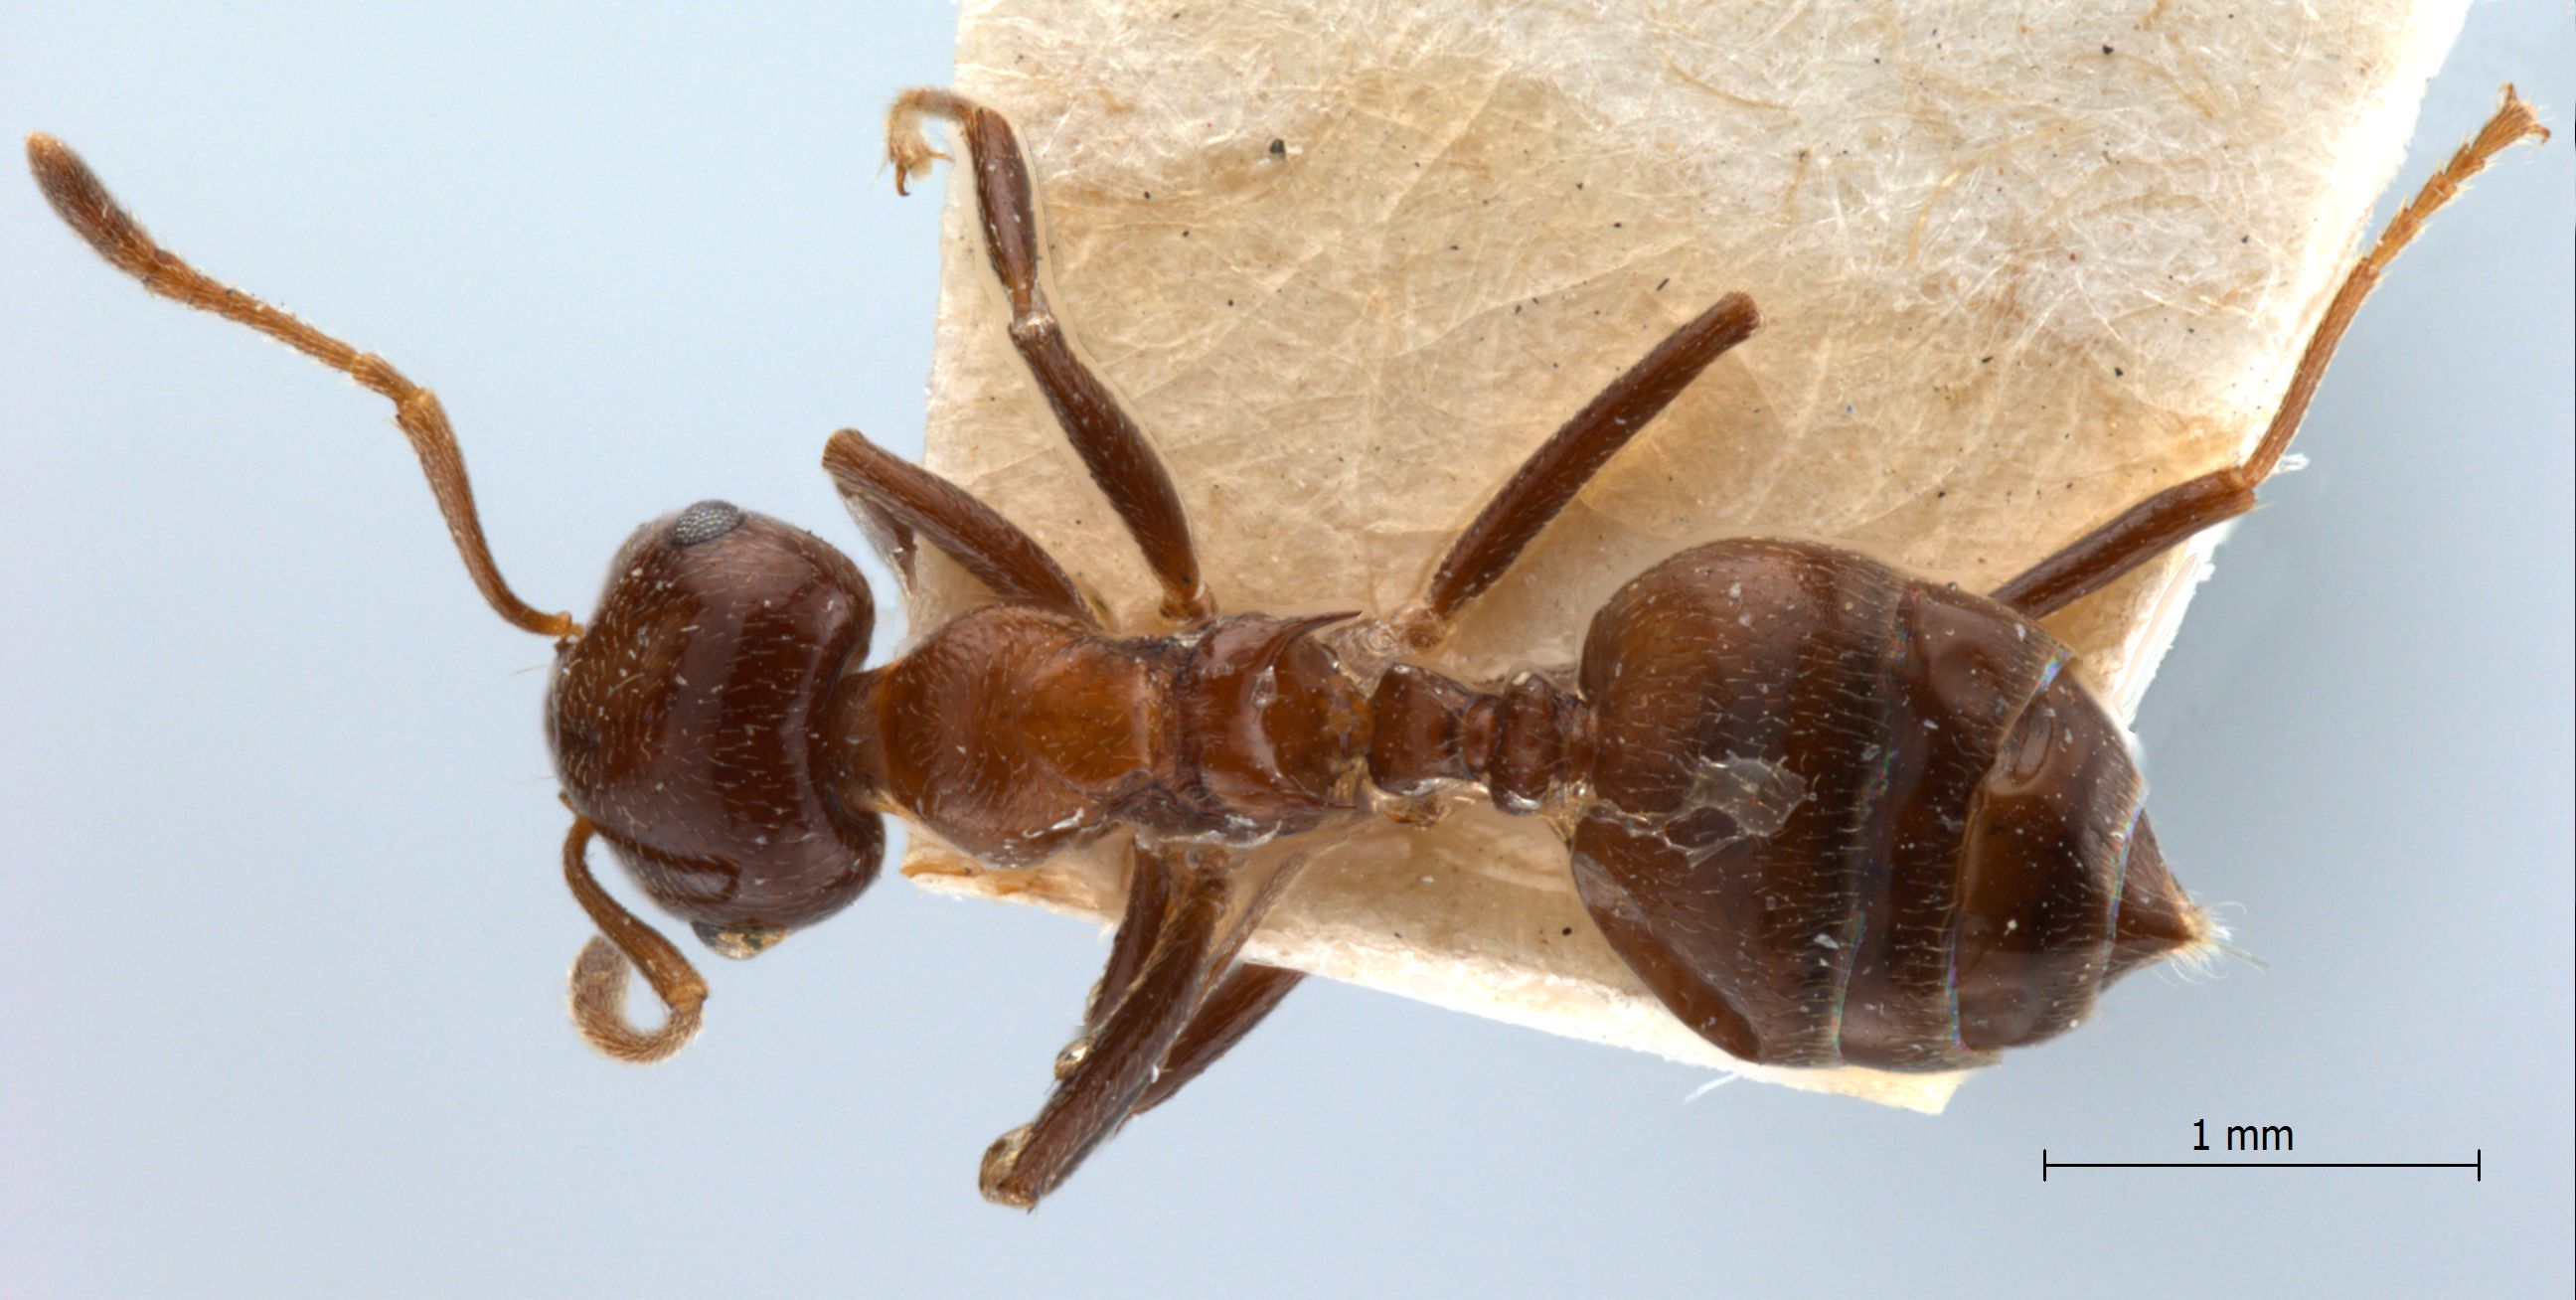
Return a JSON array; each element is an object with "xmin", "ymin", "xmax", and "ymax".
[{"xmin": 1994, "ymin": 89, "xmax": 2547, "ymax": 618}]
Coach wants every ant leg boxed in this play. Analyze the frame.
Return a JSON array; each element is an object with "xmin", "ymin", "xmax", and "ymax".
[
  {"xmin": 1077, "ymin": 831, "xmax": 1332, "ymax": 1116},
  {"xmin": 1082, "ymin": 834, "xmax": 1176, "ymax": 1025},
  {"xmin": 982, "ymin": 840, "xmax": 1234, "ymax": 1209},
  {"xmin": 842, "ymin": 494, "xmax": 918, "ymax": 593},
  {"xmin": 889, "ymin": 88, "xmax": 1214, "ymax": 625},
  {"xmin": 26, "ymin": 134, "xmax": 575, "ymax": 640},
  {"xmin": 824, "ymin": 429, "xmax": 1100, "ymax": 626},
  {"xmin": 1072, "ymin": 837, "xmax": 1299, "ymax": 1117},
  {"xmin": 1399, "ymin": 292, "xmax": 1761, "ymax": 649},
  {"xmin": 1133, "ymin": 964, "xmax": 1303, "ymax": 1116},
  {"xmin": 1994, "ymin": 88, "xmax": 2547, "ymax": 619}
]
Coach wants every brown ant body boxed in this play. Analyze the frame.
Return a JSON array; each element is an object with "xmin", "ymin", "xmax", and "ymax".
[{"xmin": 27, "ymin": 85, "xmax": 2542, "ymax": 1210}]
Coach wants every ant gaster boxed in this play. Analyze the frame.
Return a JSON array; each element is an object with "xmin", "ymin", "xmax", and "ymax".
[{"xmin": 27, "ymin": 85, "xmax": 2544, "ymax": 1210}]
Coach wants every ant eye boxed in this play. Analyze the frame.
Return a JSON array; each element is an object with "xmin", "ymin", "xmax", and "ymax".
[
  {"xmin": 669, "ymin": 499, "xmax": 746, "ymax": 547},
  {"xmin": 694, "ymin": 920, "xmax": 790, "ymax": 960}
]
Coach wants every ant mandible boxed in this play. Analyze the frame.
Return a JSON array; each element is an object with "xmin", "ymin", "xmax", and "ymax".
[{"xmin": 26, "ymin": 84, "xmax": 2544, "ymax": 1210}]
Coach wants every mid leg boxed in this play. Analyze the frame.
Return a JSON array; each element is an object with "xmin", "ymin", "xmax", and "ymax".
[
  {"xmin": 1076, "ymin": 842, "xmax": 1304, "ymax": 1120},
  {"xmin": 823, "ymin": 428, "xmax": 1099, "ymax": 625},
  {"xmin": 1068, "ymin": 830, "xmax": 1326, "ymax": 1124},
  {"xmin": 1994, "ymin": 88, "xmax": 2547, "ymax": 618},
  {"xmin": 890, "ymin": 88, "xmax": 1213, "ymax": 624},
  {"xmin": 1399, "ymin": 292, "xmax": 1760, "ymax": 649}
]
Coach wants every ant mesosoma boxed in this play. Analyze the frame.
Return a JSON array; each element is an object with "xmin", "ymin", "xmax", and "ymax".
[{"xmin": 26, "ymin": 85, "xmax": 2542, "ymax": 1209}]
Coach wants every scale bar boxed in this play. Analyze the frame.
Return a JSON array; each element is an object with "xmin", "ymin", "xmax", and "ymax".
[{"xmin": 2042, "ymin": 1149, "xmax": 2481, "ymax": 1182}]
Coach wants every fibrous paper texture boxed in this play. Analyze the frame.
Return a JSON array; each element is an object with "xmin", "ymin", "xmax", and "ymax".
[{"xmin": 903, "ymin": 0, "xmax": 2468, "ymax": 1110}]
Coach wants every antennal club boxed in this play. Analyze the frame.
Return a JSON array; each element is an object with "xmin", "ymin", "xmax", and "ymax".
[{"xmin": 24, "ymin": 133, "xmax": 576, "ymax": 640}]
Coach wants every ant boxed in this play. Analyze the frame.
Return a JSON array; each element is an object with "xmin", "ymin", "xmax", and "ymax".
[{"xmin": 26, "ymin": 84, "xmax": 2543, "ymax": 1210}]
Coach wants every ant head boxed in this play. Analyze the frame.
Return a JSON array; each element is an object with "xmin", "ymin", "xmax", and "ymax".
[
  {"xmin": 549, "ymin": 501, "xmax": 885, "ymax": 959},
  {"xmin": 33, "ymin": 133, "xmax": 951, "ymax": 1068},
  {"xmin": 29, "ymin": 135, "xmax": 896, "ymax": 1063}
]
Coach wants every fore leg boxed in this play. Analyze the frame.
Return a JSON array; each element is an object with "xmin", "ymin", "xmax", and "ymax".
[
  {"xmin": 1079, "ymin": 833, "xmax": 1178, "ymax": 1029},
  {"xmin": 1397, "ymin": 292, "xmax": 1761, "ymax": 649},
  {"xmin": 889, "ymin": 88, "xmax": 1214, "ymax": 624},
  {"xmin": 1993, "ymin": 87, "xmax": 2547, "ymax": 618},
  {"xmin": 982, "ymin": 840, "xmax": 1234, "ymax": 1209},
  {"xmin": 840, "ymin": 488, "xmax": 918, "ymax": 592},
  {"xmin": 823, "ymin": 428, "xmax": 1099, "ymax": 625}
]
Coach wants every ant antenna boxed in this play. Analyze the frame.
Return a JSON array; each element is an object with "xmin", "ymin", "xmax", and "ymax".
[
  {"xmin": 562, "ymin": 820, "xmax": 708, "ymax": 1063},
  {"xmin": 25, "ymin": 133, "xmax": 577, "ymax": 640}
]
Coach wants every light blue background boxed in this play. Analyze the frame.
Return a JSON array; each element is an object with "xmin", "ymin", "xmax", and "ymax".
[{"xmin": 4, "ymin": 4, "xmax": 2567, "ymax": 1296}]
